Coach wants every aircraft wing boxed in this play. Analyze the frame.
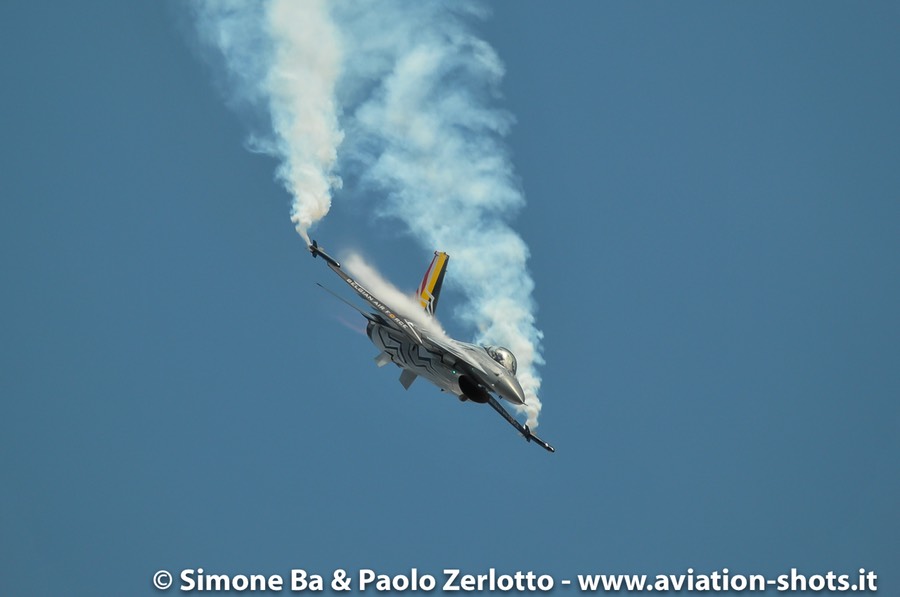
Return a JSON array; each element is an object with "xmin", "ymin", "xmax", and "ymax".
[
  {"xmin": 310, "ymin": 241, "xmax": 424, "ymax": 344},
  {"xmin": 486, "ymin": 395, "xmax": 556, "ymax": 453}
]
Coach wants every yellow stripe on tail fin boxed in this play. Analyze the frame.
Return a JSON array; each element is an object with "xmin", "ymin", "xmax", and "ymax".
[{"xmin": 416, "ymin": 251, "xmax": 449, "ymax": 316}]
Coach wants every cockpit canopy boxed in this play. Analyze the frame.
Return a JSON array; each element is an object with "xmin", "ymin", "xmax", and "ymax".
[{"xmin": 485, "ymin": 346, "xmax": 517, "ymax": 375}]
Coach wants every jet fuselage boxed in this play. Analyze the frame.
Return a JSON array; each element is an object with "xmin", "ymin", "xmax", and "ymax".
[
  {"xmin": 310, "ymin": 239, "xmax": 554, "ymax": 452},
  {"xmin": 367, "ymin": 322, "xmax": 527, "ymax": 406}
]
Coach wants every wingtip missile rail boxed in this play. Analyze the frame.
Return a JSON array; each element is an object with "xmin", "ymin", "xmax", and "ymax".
[
  {"xmin": 524, "ymin": 426, "xmax": 556, "ymax": 453},
  {"xmin": 309, "ymin": 239, "xmax": 340, "ymax": 268}
]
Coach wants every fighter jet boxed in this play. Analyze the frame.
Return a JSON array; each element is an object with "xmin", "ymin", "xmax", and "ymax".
[{"xmin": 310, "ymin": 240, "xmax": 555, "ymax": 453}]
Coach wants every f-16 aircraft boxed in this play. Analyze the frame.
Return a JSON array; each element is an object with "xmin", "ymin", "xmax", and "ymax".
[{"xmin": 310, "ymin": 240, "xmax": 554, "ymax": 453}]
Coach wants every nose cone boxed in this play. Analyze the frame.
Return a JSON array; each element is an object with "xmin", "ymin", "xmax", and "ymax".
[{"xmin": 498, "ymin": 374, "xmax": 526, "ymax": 405}]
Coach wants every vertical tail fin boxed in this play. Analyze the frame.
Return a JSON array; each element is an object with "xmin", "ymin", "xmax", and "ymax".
[{"xmin": 416, "ymin": 251, "xmax": 449, "ymax": 316}]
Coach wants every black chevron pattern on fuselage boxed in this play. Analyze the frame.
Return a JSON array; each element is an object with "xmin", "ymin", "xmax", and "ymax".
[{"xmin": 369, "ymin": 324, "xmax": 453, "ymax": 389}]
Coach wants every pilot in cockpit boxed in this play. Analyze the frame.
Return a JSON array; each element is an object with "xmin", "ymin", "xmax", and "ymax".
[{"xmin": 485, "ymin": 346, "xmax": 518, "ymax": 375}]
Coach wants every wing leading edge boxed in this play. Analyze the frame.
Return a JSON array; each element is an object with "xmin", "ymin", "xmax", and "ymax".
[
  {"xmin": 310, "ymin": 240, "xmax": 423, "ymax": 344},
  {"xmin": 486, "ymin": 396, "xmax": 556, "ymax": 453}
]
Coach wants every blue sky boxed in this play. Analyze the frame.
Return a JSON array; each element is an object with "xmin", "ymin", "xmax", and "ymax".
[{"xmin": 1, "ymin": 1, "xmax": 898, "ymax": 595}]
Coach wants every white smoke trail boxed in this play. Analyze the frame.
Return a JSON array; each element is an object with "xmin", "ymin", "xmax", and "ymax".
[
  {"xmin": 192, "ymin": 0, "xmax": 343, "ymax": 245},
  {"xmin": 333, "ymin": 1, "xmax": 544, "ymax": 426},
  {"xmin": 343, "ymin": 252, "xmax": 448, "ymax": 341},
  {"xmin": 191, "ymin": 0, "xmax": 544, "ymax": 427}
]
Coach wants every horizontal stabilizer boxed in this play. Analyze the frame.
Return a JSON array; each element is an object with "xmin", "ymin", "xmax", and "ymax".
[
  {"xmin": 399, "ymin": 370, "xmax": 417, "ymax": 390},
  {"xmin": 315, "ymin": 283, "xmax": 379, "ymax": 324},
  {"xmin": 374, "ymin": 352, "xmax": 392, "ymax": 368}
]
